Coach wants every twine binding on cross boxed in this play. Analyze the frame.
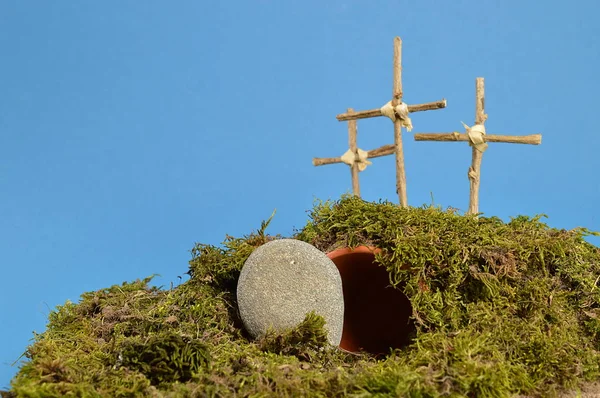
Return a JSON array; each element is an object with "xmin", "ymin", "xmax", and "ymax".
[
  {"xmin": 380, "ymin": 101, "xmax": 413, "ymax": 131},
  {"xmin": 340, "ymin": 148, "xmax": 372, "ymax": 172},
  {"xmin": 461, "ymin": 122, "xmax": 488, "ymax": 153}
]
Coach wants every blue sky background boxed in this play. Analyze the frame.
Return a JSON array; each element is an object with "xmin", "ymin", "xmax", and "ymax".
[{"xmin": 1, "ymin": 0, "xmax": 599, "ymax": 387}]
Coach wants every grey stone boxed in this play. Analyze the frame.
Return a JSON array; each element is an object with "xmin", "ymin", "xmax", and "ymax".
[{"xmin": 236, "ymin": 239, "xmax": 344, "ymax": 346}]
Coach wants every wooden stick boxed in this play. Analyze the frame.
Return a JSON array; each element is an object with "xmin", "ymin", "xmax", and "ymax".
[
  {"xmin": 312, "ymin": 156, "xmax": 344, "ymax": 167},
  {"xmin": 393, "ymin": 37, "xmax": 403, "ymax": 103},
  {"xmin": 393, "ymin": 37, "xmax": 408, "ymax": 208},
  {"xmin": 347, "ymin": 108, "xmax": 360, "ymax": 197},
  {"xmin": 414, "ymin": 133, "xmax": 542, "ymax": 145},
  {"xmin": 335, "ymin": 99, "xmax": 447, "ymax": 122},
  {"xmin": 468, "ymin": 77, "xmax": 487, "ymax": 215},
  {"xmin": 312, "ymin": 143, "xmax": 396, "ymax": 167},
  {"xmin": 368, "ymin": 144, "xmax": 396, "ymax": 157}
]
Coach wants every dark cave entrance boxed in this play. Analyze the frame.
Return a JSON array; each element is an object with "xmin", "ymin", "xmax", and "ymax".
[{"xmin": 327, "ymin": 247, "xmax": 415, "ymax": 356}]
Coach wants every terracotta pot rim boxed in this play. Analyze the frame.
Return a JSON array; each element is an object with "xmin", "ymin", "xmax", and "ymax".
[{"xmin": 327, "ymin": 245, "xmax": 382, "ymax": 257}]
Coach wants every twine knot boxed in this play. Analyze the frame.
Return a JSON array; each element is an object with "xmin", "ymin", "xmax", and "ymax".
[
  {"xmin": 461, "ymin": 122, "xmax": 488, "ymax": 152},
  {"xmin": 380, "ymin": 101, "xmax": 413, "ymax": 131},
  {"xmin": 340, "ymin": 148, "xmax": 372, "ymax": 172}
]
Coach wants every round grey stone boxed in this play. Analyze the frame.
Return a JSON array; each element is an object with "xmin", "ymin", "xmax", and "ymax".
[{"xmin": 237, "ymin": 239, "xmax": 344, "ymax": 346}]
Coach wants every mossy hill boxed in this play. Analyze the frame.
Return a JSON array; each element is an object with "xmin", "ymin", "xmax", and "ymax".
[{"xmin": 5, "ymin": 196, "xmax": 600, "ymax": 397}]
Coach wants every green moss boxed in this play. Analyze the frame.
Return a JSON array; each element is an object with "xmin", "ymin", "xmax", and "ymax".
[
  {"xmin": 257, "ymin": 312, "xmax": 330, "ymax": 359},
  {"xmin": 6, "ymin": 195, "xmax": 600, "ymax": 397},
  {"xmin": 119, "ymin": 331, "xmax": 210, "ymax": 386}
]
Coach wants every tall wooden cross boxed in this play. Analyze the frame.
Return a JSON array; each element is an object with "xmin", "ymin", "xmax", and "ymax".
[
  {"xmin": 334, "ymin": 37, "xmax": 447, "ymax": 207},
  {"xmin": 313, "ymin": 107, "xmax": 396, "ymax": 197},
  {"xmin": 413, "ymin": 77, "xmax": 542, "ymax": 215}
]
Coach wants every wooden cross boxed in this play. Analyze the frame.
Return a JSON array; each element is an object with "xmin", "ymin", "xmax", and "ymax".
[
  {"xmin": 413, "ymin": 77, "xmax": 542, "ymax": 215},
  {"xmin": 334, "ymin": 37, "xmax": 447, "ymax": 207},
  {"xmin": 313, "ymin": 107, "xmax": 396, "ymax": 197}
]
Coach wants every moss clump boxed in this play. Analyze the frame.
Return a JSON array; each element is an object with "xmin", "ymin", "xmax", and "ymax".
[
  {"xmin": 119, "ymin": 331, "xmax": 210, "ymax": 386},
  {"xmin": 258, "ymin": 311, "xmax": 331, "ymax": 360},
  {"xmin": 6, "ymin": 195, "xmax": 600, "ymax": 397}
]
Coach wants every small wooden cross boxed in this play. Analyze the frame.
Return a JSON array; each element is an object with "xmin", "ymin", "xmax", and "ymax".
[
  {"xmin": 313, "ymin": 107, "xmax": 396, "ymax": 197},
  {"xmin": 334, "ymin": 37, "xmax": 447, "ymax": 207},
  {"xmin": 413, "ymin": 77, "xmax": 542, "ymax": 215}
]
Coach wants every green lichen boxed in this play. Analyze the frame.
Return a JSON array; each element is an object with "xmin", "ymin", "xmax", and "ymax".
[{"xmin": 5, "ymin": 195, "xmax": 600, "ymax": 397}]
